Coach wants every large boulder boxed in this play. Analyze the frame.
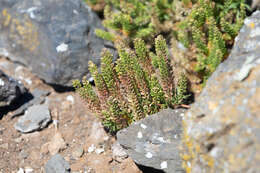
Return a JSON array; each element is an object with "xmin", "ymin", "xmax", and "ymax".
[
  {"xmin": 0, "ymin": 70, "xmax": 26, "ymax": 107},
  {"xmin": 0, "ymin": 0, "xmax": 116, "ymax": 87},
  {"xmin": 182, "ymin": 11, "xmax": 260, "ymax": 172},
  {"xmin": 117, "ymin": 108, "xmax": 185, "ymax": 173}
]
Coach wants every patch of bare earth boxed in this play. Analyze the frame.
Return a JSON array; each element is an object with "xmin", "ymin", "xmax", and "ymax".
[{"xmin": 0, "ymin": 57, "xmax": 141, "ymax": 173}]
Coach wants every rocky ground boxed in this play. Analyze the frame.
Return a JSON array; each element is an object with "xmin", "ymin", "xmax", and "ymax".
[
  {"xmin": 1, "ymin": 0, "xmax": 260, "ymax": 172},
  {"xmin": 0, "ymin": 57, "xmax": 141, "ymax": 173}
]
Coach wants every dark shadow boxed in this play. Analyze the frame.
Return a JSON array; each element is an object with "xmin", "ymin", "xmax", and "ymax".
[
  {"xmin": 0, "ymin": 92, "xmax": 33, "ymax": 120},
  {"xmin": 48, "ymin": 83, "xmax": 75, "ymax": 93},
  {"xmin": 136, "ymin": 164, "xmax": 165, "ymax": 173}
]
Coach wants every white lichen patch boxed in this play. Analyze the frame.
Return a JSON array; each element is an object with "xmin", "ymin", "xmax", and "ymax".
[
  {"xmin": 73, "ymin": 9, "xmax": 79, "ymax": 14},
  {"xmin": 157, "ymin": 137, "xmax": 166, "ymax": 143},
  {"xmin": 0, "ymin": 78, "xmax": 5, "ymax": 86},
  {"xmin": 137, "ymin": 131, "xmax": 143, "ymax": 139},
  {"xmin": 56, "ymin": 43, "xmax": 68, "ymax": 52},
  {"xmin": 250, "ymin": 27, "xmax": 260, "ymax": 37},
  {"xmin": 244, "ymin": 40, "xmax": 258, "ymax": 52},
  {"xmin": 234, "ymin": 55, "xmax": 260, "ymax": 81},
  {"xmin": 244, "ymin": 18, "xmax": 257, "ymax": 27},
  {"xmin": 145, "ymin": 152, "xmax": 153, "ymax": 158},
  {"xmin": 27, "ymin": 7, "xmax": 37, "ymax": 19},
  {"xmin": 140, "ymin": 123, "xmax": 147, "ymax": 129},
  {"xmin": 0, "ymin": 48, "xmax": 9, "ymax": 57},
  {"xmin": 160, "ymin": 161, "xmax": 167, "ymax": 169}
]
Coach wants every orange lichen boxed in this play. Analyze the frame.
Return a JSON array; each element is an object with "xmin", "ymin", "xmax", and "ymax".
[
  {"xmin": 1, "ymin": 9, "xmax": 39, "ymax": 52},
  {"xmin": 2, "ymin": 9, "xmax": 11, "ymax": 26},
  {"xmin": 181, "ymin": 120, "xmax": 196, "ymax": 173},
  {"xmin": 250, "ymin": 22, "xmax": 255, "ymax": 29}
]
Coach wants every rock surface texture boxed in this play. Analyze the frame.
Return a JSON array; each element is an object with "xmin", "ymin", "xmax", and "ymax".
[
  {"xmin": 14, "ymin": 104, "xmax": 51, "ymax": 133},
  {"xmin": 44, "ymin": 154, "xmax": 70, "ymax": 173},
  {"xmin": 182, "ymin": 11, "xmax": 260, "ymax": 173},
  {"xmin": 0, "ymin": 0, "xmax": 116, "ymax": 86},
  {"xmin": 0, "ymin": 70, "xmax": 26, "ymax": 107},
  {"xmin": 117, "ymin": 108, "xmax": 185, "ymax": 173}
]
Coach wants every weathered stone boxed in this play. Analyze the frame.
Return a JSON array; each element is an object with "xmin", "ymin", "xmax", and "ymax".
[
  {"xmin": 117, "ymin": 108, "xmax": 185, "ymax": 173},
  {"xmin": 112, "ymin": 141, "xmax": 128, "ymax": 162},
  {"xmin": 48, "ymin": 131, "xmax": 67, "ymax": 155},
  {"xmin": 12, "ymin": 88, "xmax": 50, "ymax": 117},
  {"xmin": 0, "ymin": 0, "xmax": 116, "ymax": 87},
  {"xmin": 45, "ymin": 154, "xmax": 70, "ymax": 173},
  {"xmin": 72, "ymin": 146, "xmax": 84, "ymax": 159},
  {"xmin": 0, "ymin": 70, "xmax": 26, "ymax": 107},
  {"xmin": 182, "ymin": 11, "xmax": 260, "ymax": 173},
  {"xmin": 14, "ymin": 104, "xmax": 51, "ymax": 133}
]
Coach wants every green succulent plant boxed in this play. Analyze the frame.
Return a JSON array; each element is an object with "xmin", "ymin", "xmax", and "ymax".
[
  {"xmin": 176, "ymin": 0, "xmax": 247, "ymax": 79},
  {"xmin": 74, "ymin": 35, "xmax": 190, "ymax": 133},
  {"xmin": 86, "ymin": 0, "xmax": 248, "ymax": 84}
]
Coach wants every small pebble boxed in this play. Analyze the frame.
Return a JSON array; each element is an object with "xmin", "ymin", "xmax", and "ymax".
[
  {"xmin": 72, "ymin": 146, "xmax": 84, "ymax": 159},
  {"xmin": 95, "ymin": 148, "xmax": 104, "ymax": 154},
  {"xmin": 24, "ymin": 167, "xmax": 33, "ymax": 173},
  {"xmin": 19, "ymin": 150, "xmax": 28, "ymax": 159},
  {"xmin": 66, "ymin": 95, "xmax": 74, "ymax": 104},
  {"xmin": 17, "ymin": 168, "xmax": 24, "ymax": 173},
  {"xmin": 14, "ymin": 137, "xmax": 23, "ymax": 143},
  {"xmin": 88, "ymin": 144, "xmax": 95, "ymax": 153}
]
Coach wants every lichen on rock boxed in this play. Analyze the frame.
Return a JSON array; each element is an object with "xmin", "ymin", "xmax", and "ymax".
[{"xmin": 181, "ymin": 11, "xmax": 260, "ymax": 173}]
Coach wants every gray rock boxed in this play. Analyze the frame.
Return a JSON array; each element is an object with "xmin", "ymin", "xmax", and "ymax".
[
  {"xmin": 14, "ymin": 104, "xmax": 51, "ymax": 133},
  {"xmin": 0, "ymin": 0, "xmax": 116, "ymax": 87},
  {"xmin": 0, "ymin": 70, "xmax": 26, "ymax": 107},
  {"xmin": 12, "ymin": 88, "xmax": 50, "ymax": 117},
  {"xmin": 112, "ymin": 142, "xmax": 128, "ymax": 162},
  {"xmin": 72, "ymin": 146, "xmax": 84, "ymax": 159},
  {"xmin": 117, "ymin": 108, "xmax": 185, "ymax": 173},
  {"xmin": 45, "ymin": 154, "xmax": 70, "ymax": 173},
  {"xmin": 19, "ymin": 150, "xmax": 28, "ymax": 159},
  {"xmin": 182, "ymin": 11, "xmax": 260, "ymax": 172}
]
